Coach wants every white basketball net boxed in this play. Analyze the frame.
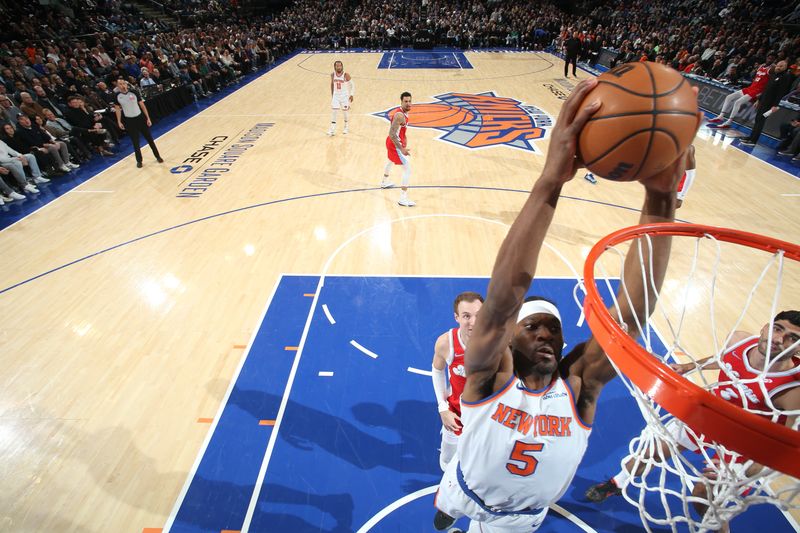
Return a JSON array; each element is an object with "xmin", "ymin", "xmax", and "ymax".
[{"xmin": 587, "ymin": 230, "xmax": 800, "ymax": 532}]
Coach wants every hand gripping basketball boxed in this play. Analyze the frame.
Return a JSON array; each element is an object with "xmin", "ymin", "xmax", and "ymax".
[
  {"xmin": 577, "ymin": 62, "xmax": 702, "ymax": 182},
  {"xmin": 543, "ymin": 77, "xmax": 601, "ymax": 183}
]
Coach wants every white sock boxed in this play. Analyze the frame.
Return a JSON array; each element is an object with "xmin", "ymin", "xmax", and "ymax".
[
  {"xmin": 612, "ymin": 468, "xmax": 630, "ymax": 487},
  {"xmin": 383, "ymin": 162, "xmax": 393, "ymax": 176}
]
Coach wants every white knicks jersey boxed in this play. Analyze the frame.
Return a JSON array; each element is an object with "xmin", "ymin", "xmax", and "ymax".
[
  {"xmin": 458, "ymin": 375, "xmax": 591, "ymax": 512},
  {"xmin": 332, "ymin": 72, "xmax": 350, "ymax": 96}
]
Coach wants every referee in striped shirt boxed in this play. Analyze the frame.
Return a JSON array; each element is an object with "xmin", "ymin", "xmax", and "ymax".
[{"xmin": 114, "ymin": 79, "xmax": 163, "ymax": 168}]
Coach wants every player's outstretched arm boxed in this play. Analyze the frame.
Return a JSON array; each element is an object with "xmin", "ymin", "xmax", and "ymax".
[
  {"xmin": 463, "ymin": 78, "xmax": 600, "ymax": 401},
  {"xmin": 568, "ymin": 150, "xmax": 690, "ymax": 422}
]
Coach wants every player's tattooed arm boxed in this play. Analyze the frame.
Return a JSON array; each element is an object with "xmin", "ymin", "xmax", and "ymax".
[{"xmin": 389, "ymin": 113, "xmax": 404, "ymax": 149}]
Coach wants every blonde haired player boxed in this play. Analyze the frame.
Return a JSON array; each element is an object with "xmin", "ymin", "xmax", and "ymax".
[
  {"xmin": 327, "ymin": 61, "xmax": 354, "ymax": 136},
  {"xmin": 433, "ymin": 77, "xmax": 695, "ymax": 533},
  {"xmin": 432, "ymin": 292, "xmax": 484, "ymax": 472}
]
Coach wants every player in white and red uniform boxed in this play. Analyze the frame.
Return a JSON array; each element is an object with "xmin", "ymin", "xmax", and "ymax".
[
  {"xmin": 432, "ymin": 292, "xmax": 484, "ymax": 471},
  {"xmin": 586, "ymin": 311, "xmax": 800, "ymax": 528},
  {"xmin": 709, "ymin": 59, "xmax": 774, "ymax": 128},
  {"xmin": 327, "ymin": 61, "xmax": 354, "ymax": 136},
  {"xmin": 433, "ymin": 78, "xmax": 691, "ymax": 533},
  {"xmin": 381, "ymin": 91, "xmax": 414, "ymax": 206},
  {"xmin": 676, "ymin": 144, "xmax": 696, "ymax": 208}
]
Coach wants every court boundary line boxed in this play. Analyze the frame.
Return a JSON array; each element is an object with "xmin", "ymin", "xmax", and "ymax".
[
  {"xmin": 162, "ymin": 273, "xmax": 285, "ymax": 532},
  {"xmin": 1, "ymin": 185, "xmax": 675, "ymax": 296}
]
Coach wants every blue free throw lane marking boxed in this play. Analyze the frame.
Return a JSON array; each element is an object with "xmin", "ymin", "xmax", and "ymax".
[
  {"xmin": 170, "ymin": 275, "xmax": 792, "ymax": 532},
  {"xmin": 378, "ymin": 51, "xmax": 473, "ymax": 69},
  {"xmin": 170, "ymin": 275, "xmax": 318, "ymax": 533}
]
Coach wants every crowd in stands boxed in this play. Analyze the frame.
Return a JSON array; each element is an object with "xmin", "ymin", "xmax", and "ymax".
[{"xmin": 0, "ymin": 0, "xmax": 798, "ymax": 203}]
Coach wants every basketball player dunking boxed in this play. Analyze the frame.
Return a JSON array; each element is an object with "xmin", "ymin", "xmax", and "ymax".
[
  {"xmin": 382, "ymin": 91, "xmax": 414, "ymax": 207},
  {"xmin": 433, "ymin": 78, "xmax": 692, "ymax": 533},
  {"xmin": 432, "ymin": 292, "xmax": 484, "ymax": 472},
  {"xmin": 328, "ymin": 61, "xmax": 354, "ymax": 136}
]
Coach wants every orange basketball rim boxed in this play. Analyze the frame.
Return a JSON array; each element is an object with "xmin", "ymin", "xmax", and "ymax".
[{"xmin": 583, "ymin": 222, "xmax": 800, "ymax": 478}]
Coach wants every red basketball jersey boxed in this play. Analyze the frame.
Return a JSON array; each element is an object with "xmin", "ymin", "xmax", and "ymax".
[
  {"xmin": 713, "ymin": 336, "xmax": 800, "ymax": 423},
  {"xmin": 743, "ymin": 65, "xmax": 770, "ymax": 98},
  {"xmin": 386, "ymin": 110, "xmax": 408, "ymax": 147},
  {"xmin": 446, "ymin": 327, "xmax": 467, "ymax": 434},
  {"xmin": 677, "ymin": 171, "xmax": 687, "ymax": 192}
]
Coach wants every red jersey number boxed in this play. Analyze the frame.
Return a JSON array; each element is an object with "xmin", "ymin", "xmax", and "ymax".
[{"xmin": 506, "ymin": 441, "xmax": 544, "ymax": 477}]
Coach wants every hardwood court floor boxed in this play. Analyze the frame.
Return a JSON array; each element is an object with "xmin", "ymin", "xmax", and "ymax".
[{"xmin": 1, "ymin": 52, "xmax": 798, "ymax": 532}]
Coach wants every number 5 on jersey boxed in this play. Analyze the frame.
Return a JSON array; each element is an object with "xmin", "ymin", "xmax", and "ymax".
[{"xmin": 506, "ymin": 441, "xmax": 544, "ymax": 476}]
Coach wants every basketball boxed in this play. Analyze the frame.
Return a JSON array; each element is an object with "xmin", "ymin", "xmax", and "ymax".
[
  {"xmin": 407, "ymin": 104, "xmax": 475, "ymax": 127},
  {"xmin": 578, "ymin": 62, "xmax": 700, "ymax": 182}
]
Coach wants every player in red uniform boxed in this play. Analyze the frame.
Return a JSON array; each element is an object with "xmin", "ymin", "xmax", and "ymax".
[
  {"xmin": 709, "ymin": 58, "xmax": 774, "ymax": 129},
  {"xmin": 586, "ymin": 311, "xmax": 800, "ymax": 529},
  {"xmin": 676, "ymin": 144, "xmax": 696, "ymax": 209},
  {"xmin": 431, "ymin": 292, "xmax": 484, "ymax": 471},
  {"xmin": 381, "ymin": 91, "xmax": 414, "ymax": 207}
]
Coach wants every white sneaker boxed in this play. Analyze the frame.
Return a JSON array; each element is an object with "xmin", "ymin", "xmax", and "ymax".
[
  {"xmin": 398, "ymin": 196, "xmax": 416, "ymax": 207},
  {"xmin": 0, "ymin": 194, "xmax": 11, "ymax": 202},
  {"xmin": 24, "ymin": 184, "xmax": 39, "ymax": 194},
  {"xmin": 0, "ymin": 197, "xmax": 4, "ymax": 206},
  {"xmin": 68, "ymin": 162, "xmax": 80, "ymax": 169},
  {"xmin": 10, "ymin": 191, "xmax": 26, "ymax": 200},
  {"xmin": 380, "ymin": 178, "xmax": 394, "ymax": 188},
  {"xmin": 59, "ymin": 165, "xmax": 71, "ymax": 172},
  {"xmin": 327, "ymin": 129, "xmax": 335, "ymax": 136},
  {"xmin": 343, "ymin": 125, "xmax": 349, "ymax": 134},
  {"xmin": 34, "ymin": 176, "xmax": 50, "ymax": 184}
]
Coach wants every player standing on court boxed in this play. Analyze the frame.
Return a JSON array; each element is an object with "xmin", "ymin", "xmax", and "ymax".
[
  {"xmin": 327, "ymin": 61, "xmax": 354, "ymax": 136},
  {"xmin": 382, "ymin": 91, "xmax": 415, "ymax": 207},
  {"xmin": 433, "ymin": 77, "xmax": 693, "ymax": 533},
  {"xmin": 432, "ymin": 292, "xmax": 484, "ymax": 472}
]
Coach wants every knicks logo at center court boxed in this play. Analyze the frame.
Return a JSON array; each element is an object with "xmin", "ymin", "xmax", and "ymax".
[{"xmin": 374, "ymin": 92, "xmax": 553, "ymax": 153}]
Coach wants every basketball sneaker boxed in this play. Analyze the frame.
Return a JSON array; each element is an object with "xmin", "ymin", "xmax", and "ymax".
[
  {"xmin": 713, "ymin": 123, "xmax": 731, "ymax": 129},
  {"xmin": 585, "ymin": 479, "xmax": 622, "ymax": 502},
  {"xmin": 343, "ymin": 124, "xmax": 349, "ymax": 134},
  {"xmin": 739, "ymin": 138, "xmax": 756, "ymax": 146},
  {"xmin": 380, "ymin": 178, "xmax": 395, "ymax": 188},
  {"xmin": 398, "ymin": 195, "xmax": 416, "ymax": 207},
  {"xmin": 434, "ymin": 510, "xmax": 456, "ymax": 530},
  {"xmin": 584, "ymin": 172, "xmax": 597, "ymax": 184},
  {"xmin": 707, "ymin": 117, "xmax": 723, "ymax": 124}
]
